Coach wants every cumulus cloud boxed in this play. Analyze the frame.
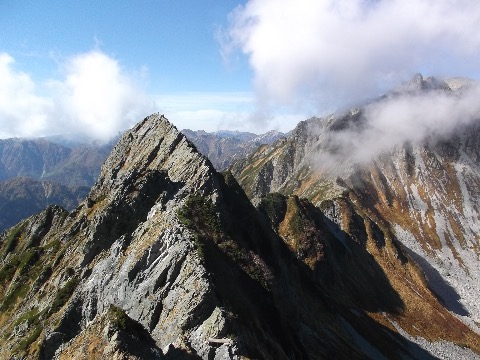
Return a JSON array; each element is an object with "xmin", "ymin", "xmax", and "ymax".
[
  {"xmin": 51, "ymin": 51, "xmax": 153, "ymax": 141},
  {"xmin": 0, "ymin": 50, "xmax": 153, "ymax": 141},
  {"xmin": 0, "ymin": 52, "xmax": 282, "ymax": 139},
  {"xmin": 0, "ymin": 53, "xmax": 53, "ymax": 137},
  {"xmin": 225, "ymin": 0, "xmax": 480, "ymax": 110}
]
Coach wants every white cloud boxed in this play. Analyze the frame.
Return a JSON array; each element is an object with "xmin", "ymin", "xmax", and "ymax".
[
  {"xmin": 155, "ymin": 91, "xmax": 253, "ymax": 112},
  {"xmin": 0, "ymin": 50, "xmax": 153, "ymax": 141},
  {"xmin": 51, "ymin": 51, "xmax": 153, "ymax": 141},
  {"xmin": 154, "ymin": 91, "xmax": 300, "ymax": 133},
  {"xmin": 317, "ymin": 80, "xmax": 480, "ymax": 166},
  {"xmin": 168, "ymin": 109, "xmax": 231, "ymax": 132},
  {"xmin": 0, "ymin": 52, "xmax": 291, "ymax": 139},
  {"xmin": 225, "ymin": 0, "xmax": 480, "ymax": 110},
  {"xmin": 159, "ymin": 109, "xmax": 296, "ymax": 134},
  {"xmin": 0, "ymin": 53, "xmax": 53, "ymax": 138}
]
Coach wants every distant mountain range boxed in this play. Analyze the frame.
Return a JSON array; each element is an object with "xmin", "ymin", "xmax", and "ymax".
[
  {"xmin": 0, "ymin": 137, "xmax": 115, "ymax": 186},
  {"xmin": 0, "ymin": 137, "xmax": 115, "ymax": 231},
  {"xmin": 182, "ymin": 129, "xmax": 285, "ymax": 170},
  {"xmin": 0, "ymin": 177, "xmax": 88, "ymax": 232}
]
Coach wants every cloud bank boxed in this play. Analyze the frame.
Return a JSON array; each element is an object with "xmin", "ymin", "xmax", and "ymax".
[
  {"xmin": 225, "ymin": 0, "xmax": 480, "ymax": 110},
  {"xmin": 317, "ymin": 78, "xmax": 480, "ymax": 167},
  {"xmin": 0, "ymin": 51, "xmax": 153, "ymax": 141}
]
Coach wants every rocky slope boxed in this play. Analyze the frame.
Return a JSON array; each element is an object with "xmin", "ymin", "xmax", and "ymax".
[
  {"xmin": 182, "ymin": 129, "xmax": 284, "ymax": 170},
  {"xmin": 2, "ymin": 113, "xmax": 475, "ymax": 359},
  {"xmin": 232, "ymin": 75, "xmax": 480, "ymax": 357}
]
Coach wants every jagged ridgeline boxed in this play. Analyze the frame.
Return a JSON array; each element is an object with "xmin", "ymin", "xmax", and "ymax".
[{"xmin": 0, "ymin": 113, "xmax": 479, "ymax": 359}]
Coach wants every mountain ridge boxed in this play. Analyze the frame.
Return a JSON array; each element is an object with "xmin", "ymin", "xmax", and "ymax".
[
  {"xmin": 0, "ymin": 137, "xmax": 115, "ymax": 231},
  {"xmin": 1, "ymin": 71, "xmax": 480, "ymax": 358},
  {"xmin": 2, "ymin": 113, "xmax": 477, "ymax": 358}
]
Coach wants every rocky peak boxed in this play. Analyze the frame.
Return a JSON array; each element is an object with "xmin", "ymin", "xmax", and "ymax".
[
  {"xmin": 444, "ymin": 77, "xmax": 477, "ymax": 91},
  {"xmin": 0, "ymin": 114, "xmax": 228, "ymax": 358},
  {"xmin": 93, "ymin": 113, "xmax": 216, "ymax": 195},
  {"xmin": 395, "ymin": 73, "xmax": 451, "ymax": 94},
  {"xmin": 71, "ymin": 114, "xmax": 221, "ymax": 268}
]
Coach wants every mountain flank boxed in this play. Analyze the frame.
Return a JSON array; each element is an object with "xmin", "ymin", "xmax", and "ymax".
[
  {"xmin": 0, "ymin": 177, "xmax": 89, "ymax": 232},
  {"xmin": 0, "ymin": 129, "xmax": 282, "ymax": 232},
  {"xmin": 2, "ymin": 113, "xmax": 477, "ymax": 358},
  {"xmin": 0, "ymin": 137, "xmax": 114, "ymax": 186},
  {"xmin": 231, "ymin": 75, "xmax": 480, "ymax": 357}
]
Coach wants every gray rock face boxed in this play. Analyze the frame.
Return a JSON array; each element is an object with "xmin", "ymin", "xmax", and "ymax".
[
  {"xmin": 49, "ymin": 115, "xmax": 231, "ymax": 357},
  {"xmin": 395, "ymin": 73, "xmax": 452, "ymax": 94},
  {"xmin": 0, "ymin": 114, "xmax": 235, "ymax": 359},
  {"xmin": 230, "ymin": 114, "xmax": 348, "ymax": 203}
]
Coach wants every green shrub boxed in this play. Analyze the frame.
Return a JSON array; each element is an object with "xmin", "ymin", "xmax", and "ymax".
[
  {"xmin": 0, "ymin": 281, "xmax": 30, "ymax": 311},
  {"xmin": 178, "ymin": 195, "xmax": 222, "ymax": 261},
  {"xmin": 48, "ymin": 278, "xmax": 79, "ymax": 315},
  {"xmin": 17, "ymin": 248, "xmax": 40, "ymax": 275},
  {"xmin": 108, "ymin": 305, "xmax": 128, "ymax": 330},
  {"xmin": 259, "ymin": 193, "xmax": 287, "ymax": 227},
  {"xmin": 178, "ymin": 195, "xmax": 220, "ymax": 234},
  {"xmin": 1, "ymin": 223, "xmax": 25, "ymax": 257},
  {"xmin": 15, "ymin": 324, "xmax": 42, "ymax": 352},
  {"xmin": 0, "ymin": 256, "xmax": 21, "ymax": 284}
]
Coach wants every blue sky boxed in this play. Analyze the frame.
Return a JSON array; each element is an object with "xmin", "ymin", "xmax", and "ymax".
[
  {"xmin": 0, "ymin": 1, "xmax": 249, "ymax": 91},
  {"xmin": 0, "ymin": 0, "xmax": 272, "ymax": 138},
  {"xmin": 1, "ymin": 0, "xmax": 480, "ymax": 140}
]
